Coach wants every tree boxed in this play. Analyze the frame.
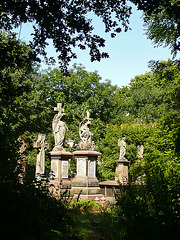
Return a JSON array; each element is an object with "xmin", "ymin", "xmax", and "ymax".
[
  {"xmin": 0, "ymin": 31, "xmax": 39, "ymax": 163},
  {"xmin": 132, "ymin": 0, "xmax": 180, "ymax": 56},
  {"xmin": 97, "ymin": 122, "xmax": 152, "ymax": 181},
  {"xmin": 113, "ymin": 59, "xmax": 180, "ymax": 123},
  {"xmin": 0, "ymin": 0, "xmax": 132, "ymax": 70},
  {"xmin": 114, "ymin": 112, "xmax": 180, "ymax": 240},
  {"xmin": 1, "ymin": 1, "xmax": 179, "ymax": 71},
  {"xmin": 23, "ymin": 64, "xmax": 118, "ymax": 171}
]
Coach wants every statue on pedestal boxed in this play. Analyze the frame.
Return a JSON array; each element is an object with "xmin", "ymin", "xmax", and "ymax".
[
  {"xmin": 77, "ymin": 111, "xmax": 95, "ymax": 150},
  {"xmin": 52, "ymin": 103, "xmax": 68, "ymax": 151}
]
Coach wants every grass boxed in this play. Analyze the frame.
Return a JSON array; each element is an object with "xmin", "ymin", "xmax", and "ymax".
[{"xmin": 67, "ymin": 199, "xmax": 123, "ymax": 240}]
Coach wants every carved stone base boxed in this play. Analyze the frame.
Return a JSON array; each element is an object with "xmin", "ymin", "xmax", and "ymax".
[
  {"xmin": 72, "ymin": 150, "xmax": 103, "ymax": 200},
  {"xmin": 49, "ymin": 179, "xmax": 74, "ymax": 197},
  {"xmin": 52, "ymin": 146, "xmax": 66, "ymax": 152},
  {"xmin": 115, "ymin": 157, "xmax": 130, "ymax": 184},
  {"xmin": 48, "ymin": 151, "xmax": 73, "ymax": 179},
  {"xmin": 47, "ymin": 150, "xmax": 73, "ymax": 197}
]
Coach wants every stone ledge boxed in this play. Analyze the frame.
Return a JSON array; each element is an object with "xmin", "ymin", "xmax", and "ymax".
[
  {"xmin": 72, "ymin": 186, "xmax": 101, "ymax": 195},
  {"xmin": 48, "ymin": 151, "xmax": 73, "ymax": 157},
  {"xmin": 73, "ymin": 150, "xmax": 102, "ymax": 156},
  {"xmin": 99, "ymin": 181, "xmax": 120, "ymax": 187},
  {"xmin": 73, "ymin": 194, "xmax": 104, "ymax": 200},
  {"xmin": 117, "ymin": 157, "xmax": 130, "ymax": 163}
]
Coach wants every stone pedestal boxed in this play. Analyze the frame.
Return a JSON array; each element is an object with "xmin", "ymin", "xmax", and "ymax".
[
  {"xmin": 115, "ymin": 157, "xmax": 130, "ymax": 184},
  {"xmin": 48, "ymin": 151, "xmax": 73, "ymax": 196},
  {"xmin": 72, "ymin": 150, "xmax": 103, "ymax": 200}
]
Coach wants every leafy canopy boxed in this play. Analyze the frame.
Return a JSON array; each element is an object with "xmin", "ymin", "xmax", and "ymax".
[
  {"xmin": 1, "ymin": 1, "xmax": 179, "ymax": 71},
  {"xmin": 0, "ymin": 0, "xmax": 132, "ymax": 70}
]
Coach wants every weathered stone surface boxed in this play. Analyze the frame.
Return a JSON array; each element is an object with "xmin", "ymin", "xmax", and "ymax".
[
  {"xmin": 51, "ymin": 160, "xmax": 59, "ymax": 178},
  {"xmin": 118, "ymin": 137, "xmax": 126, "ymax": 158},
  {"xmin": 87, "ymin": 181, "xmax": 99, "ymax": 187},
  {"xmin": 48, "ymin": 151, "xmax": 73, "ymax": 180},
  {"xmin": 18, "ymin": 135, "xmax": 29, "ymax": 178},
  {"xmin": 137, "ymin": 144, "xmax": 144, "ymax": 159},
  {"xmin": 60, "ymin": 189, "xmax": 74, "ymax": 196},
  {"xmin": 34, "ymin": 134, "xmax": 49, "ymax": 177},
  {"xmin": 88, "ymin": 187, "xmax": 101, "ymax": 195},
  {"xmin": 72, "ymin": 187, "xmax": 101, "ymax": 195},
  {"xmin": 88, "ymin": 160, "xmax": 96, "ymax": 177},
  {"xmin": 73, "ymin": 188, "xmax": 88, "ymax": 195},
  {"xmin": 72, "ymin": 150, "xmax": 103, "ymax": 199},
  {"xmin": 77, "ymin": 111, "xmax": 95, "ymax": 150},
  {"xmin": 72, "ymin": 180, "xmax": 87, "ymax": 187},
  {"xmin": 77, "ymin": 158, "xmax": 86, "ymax": 177},
  {"xmin": 115, "ymin": 160, "xmax": 129, "ymax": 184},
  {"xmin": 61, "ymin": 181, "xmax": 71, "ymax": 189},
  {"xmin": 62, "ymin": 160, "xmax": 68, "ymax": 178},
  {"xmin": 52, "ymin": 103, "xmax": 68, "ymax": 151},
  {"xmin": 73, "ymin": 150, "xmax": 102, "ymax": 156}
]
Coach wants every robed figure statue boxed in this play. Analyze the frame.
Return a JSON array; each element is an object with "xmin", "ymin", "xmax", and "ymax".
[{"xmin": 52, "ymin": 103, "xmax": 68, "ymax": 151}]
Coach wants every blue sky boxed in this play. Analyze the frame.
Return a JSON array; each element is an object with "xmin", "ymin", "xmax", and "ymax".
[{"xmin": 16, "ymin": 5, "xmax": 179, "ymax": 87}]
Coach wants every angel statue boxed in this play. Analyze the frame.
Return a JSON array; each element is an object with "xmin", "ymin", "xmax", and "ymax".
[
  {"xmin": 77, "ymin": 111, "xmax": 95, "ymax": 150},
  {"xmin": 52, "ymin": 103, "xmax": 68, "ymax": 151}
]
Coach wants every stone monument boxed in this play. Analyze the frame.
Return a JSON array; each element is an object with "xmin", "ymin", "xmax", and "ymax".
[
  {"xmin": 52, "ymin": 103, "xmax": 68, "ymax": 151},
  {"xmin": 18, "ymin": 135, "xmax": 29, "ymax": 179},
  {"xmin": 48, "ymin": 103, "xmax": 73, "ymax": 195},
  {"xmin": 72, "ymin": 111, "xmax": 103, "ymax": 200},
  {"xmin": 77, "ymin": 111, "xmax": 95, "ymax": 150},
  {"xmin": 137, "ymin": 144, "xmax": 144, "ymax": 159},
  {"xmin": 115, "ymin": 137, "xmax": 130, "ymax": 183},
  {"xmin": 33, "ymin": 134, "xmax": 49, "ymax": 178}
]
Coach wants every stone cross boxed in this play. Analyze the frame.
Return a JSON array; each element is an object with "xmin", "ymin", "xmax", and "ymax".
[
  {"xmin": 86, "ymin": 111, "xmax": 92, "ymax": 121},
  {"xmin": 54, "ymin": 103, "xmax": 64, "ymax": 114},
  {"xmin": 34, "ymin": 134, "xmax": 49, "ymax": 177}
]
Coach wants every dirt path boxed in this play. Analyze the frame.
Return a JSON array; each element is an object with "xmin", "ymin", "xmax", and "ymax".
[{"xmin": 84, "ymin": 217, "xmax": 114, "ymax": 240}]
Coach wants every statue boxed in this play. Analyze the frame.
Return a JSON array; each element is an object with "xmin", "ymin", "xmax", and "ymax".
[
  {"xmin": 118, "ymin": 137, "xmax": 126, "ymax": 159},
  {"xmin": 18, "ymin": 135, "xmax": 29, "ymax": 179},
  {"xmin": 33, "ymin": 134, "xmax": 49, "ymax": 177},
  {"xmin": 52, "ymin": 103, "xmax": 68, "ymax": 151},
  {"xmin": 77, "ymin": 111, "xmax": 95, "ymax": 150},
  {"xmin": 137, "ymin": 144, "xmax": 144, "ymax": 159}
]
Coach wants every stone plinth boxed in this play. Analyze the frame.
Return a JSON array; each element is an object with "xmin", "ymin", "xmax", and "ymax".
[
  {"xmin": 99, "ymin": 181, "xmax": 120, "ymax": 202},
  {"xmin": 115, "ymin": 157, "xmax": 130, "ymax": 184},
  {"xmin": 48, "ymin": 151, "xmax": 73, "ymax": 196},
  {"xmin": 72, "ymin": 150, "xmax": 103, "ymax": 200}
]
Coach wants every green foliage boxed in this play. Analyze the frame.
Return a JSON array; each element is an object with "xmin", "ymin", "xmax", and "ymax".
[
  {"xmin": 0, "ymin": 0, "xmax": 132, "ymax": 69},
  {"xmin": 114, "ymin": 59, "xmax": 180, "ymax": 123},
  {"xmin": 142, "ymin": 0, "xmax": 180, "ymax": 55},
  {"xmin": 0, "ymin": 31, "xmax": 39, "ymax": 169},
  {"xmin": 0, "ymin": 177, "xmax": 89, "ymax": 240},
  {"xmin": 113, "ymin": 112, "xmax": 180, "ymax": 240},
  {"xmin": 21, "ymin": 64, "xmax": 118, "ymax": 174},
  {"xmin": 1, "ymin": 30, "xmax": 180, "ymax": 240},
  {"xmin": 69, "ymin": 199, "xmax": 103, "ymax": 215},
  {"xmin": 98, "ymin": 122, "xmax": 152, "ymax": 181},
  {"xmin": 1, "ymin": 1, "xmax": 179, "ymax": 69},
  {"xmin": 130, "ymin": 0, "xmax": 180, "ymax": 55}
]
